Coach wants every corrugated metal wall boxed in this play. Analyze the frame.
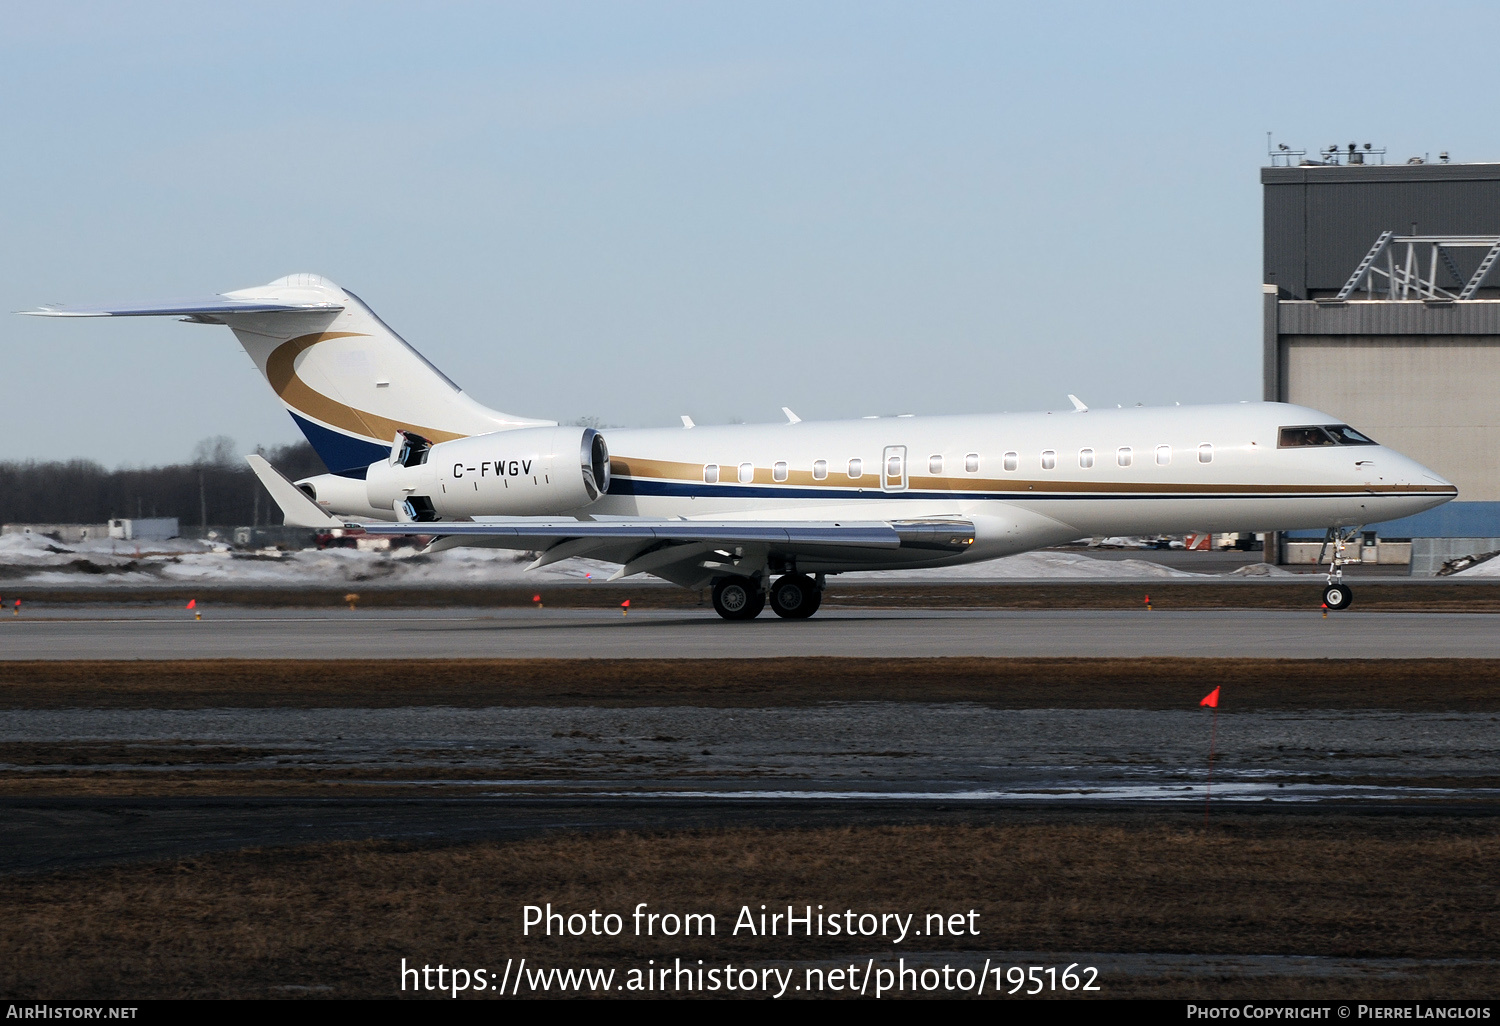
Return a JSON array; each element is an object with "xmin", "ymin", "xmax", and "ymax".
[{"xmin": 1263, "ymin": 164, "xmax": 1500, "ymax": 298}]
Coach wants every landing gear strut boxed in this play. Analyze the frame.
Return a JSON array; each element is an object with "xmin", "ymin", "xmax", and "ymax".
[
  {"xmin": 712, "ymin": 576, "xmax": 765, "ymax": 620},
  {"xmin": 1319, "ymin": 527, "xmax": 1361, "ymax": 611}
]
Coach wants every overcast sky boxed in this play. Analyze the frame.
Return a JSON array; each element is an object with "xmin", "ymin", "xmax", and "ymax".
[{"xmin": 4, "ymin": 1, "xmax": 1499, "ymax": 465}]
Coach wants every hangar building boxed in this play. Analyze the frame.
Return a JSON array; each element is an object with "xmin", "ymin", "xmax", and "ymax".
[{"xmin": 1262, "ymin": 153, "xmax": 1500, "ymax": 573}]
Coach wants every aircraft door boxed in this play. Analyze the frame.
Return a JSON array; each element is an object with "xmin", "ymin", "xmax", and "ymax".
[{"xmin": 882, "ymin": 445, "xmax": 908, "ymax": 492}]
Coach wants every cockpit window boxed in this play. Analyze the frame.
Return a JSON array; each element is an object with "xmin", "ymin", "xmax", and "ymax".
[{"xmin": 1278, "ymin": 424, "xmax": 1378, "ymax": 448}]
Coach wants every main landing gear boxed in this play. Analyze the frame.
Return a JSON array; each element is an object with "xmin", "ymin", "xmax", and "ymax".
[
  {"xmin": 1319, "ymin": 527, "xmax": 1360, "ymax": 611},
  {"xmin": 711, "ymin": 574, "xmax": 823, "ymax": 620}
]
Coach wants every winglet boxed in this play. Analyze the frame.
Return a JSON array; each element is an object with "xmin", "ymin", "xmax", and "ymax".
[
  {"xmin": 245, "ymin": 455, "xmax": 342, "ymax": 528},
  {"xmin": 680, "ymin": 415, "xmax": 695, "ymax": 429},
  {"xmin": 782, "ymin": 407, "xmax": 802, "ymax": 425},
  {"xmin": 1067, "ymin": 394, "xmax": 1089, "ymax": 413}
]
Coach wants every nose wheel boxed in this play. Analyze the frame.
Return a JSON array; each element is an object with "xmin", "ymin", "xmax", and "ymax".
[
  {"xmin": 1319, "ymin": 527, "xmax": 1362, "ymax": 612},
  {"xmin": 1322, "ymin": 583, "xmax": 1353, "ymax": 610}
]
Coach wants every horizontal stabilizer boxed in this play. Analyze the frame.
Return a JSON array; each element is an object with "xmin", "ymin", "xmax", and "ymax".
[
  {"xmin": 245, "ymin": 455, "xmax": 343, "ymax": 529},
  {"xmin": 21, "ymin": 297, "xmax": 342, "ymax": 319}
]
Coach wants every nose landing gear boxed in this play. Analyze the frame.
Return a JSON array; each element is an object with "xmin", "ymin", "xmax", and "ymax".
[{"xmin": 1319, "ymin": 527, "xmax": 1361, "ymax": 611}]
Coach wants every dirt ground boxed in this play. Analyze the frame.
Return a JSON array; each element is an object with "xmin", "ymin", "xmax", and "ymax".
[
  {"xmin": 2, "ymin": 815, "xmax": 1497, "ymax": 1000},
  {"xmin": 2, "ymin": 657, "xmax": 1499, "ymax": 710}
]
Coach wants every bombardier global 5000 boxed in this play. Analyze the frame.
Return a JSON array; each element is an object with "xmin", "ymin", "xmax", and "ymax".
[{"xmin": 26, "ymin": 274, "xmax": 1456, "ymax": 618}]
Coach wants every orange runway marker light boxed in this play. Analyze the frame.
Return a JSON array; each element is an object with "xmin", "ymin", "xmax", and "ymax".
[
  {"xmin": 12, "ymin": 599, "xmax": 19, "ymax": 617},
  {"xmin": 1322, "ymin": 603, "xmax": 1329, "ymax": 619},
  {"xmin": 1144, "ymin": 594, "xmax": 1152, "ymax": 612},
  {"xmin": 621, "ymin": 599, "xmax": 631, "ymax": 617},
  {"xmin": 532, "ymin": 593, "xmax": 542, "ymax": 609},
  {"xmin": 344, "ymin": 592, "xmax": 360, "ymax": 611}
]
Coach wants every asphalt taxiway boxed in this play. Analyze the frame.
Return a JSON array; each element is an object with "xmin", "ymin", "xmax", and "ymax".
[{"xmin": 4, "ymin": 605, "xmax": 1500, "ymax": 659}]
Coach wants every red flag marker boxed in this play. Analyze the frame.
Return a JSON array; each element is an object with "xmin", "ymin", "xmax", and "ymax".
[
  {"xmin": 1144, "ymin": 594, "xmax": 1152, "ymax": 611},
  {"xmin": 621, "ymin": 599, "xmax": 630, "ymax": 617},
  {"xmin": 1202, "ymin": 686, "xmax": 1221, "ymax": 823},
  {"xmin": 186, "ymin": 599, "xmax": 196, "ymax": 610}
]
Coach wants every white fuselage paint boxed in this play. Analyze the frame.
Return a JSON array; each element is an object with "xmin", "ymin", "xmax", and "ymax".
[{"xmin": 432, "ymin": 401, "xmax": 1453, "ymax": 573}]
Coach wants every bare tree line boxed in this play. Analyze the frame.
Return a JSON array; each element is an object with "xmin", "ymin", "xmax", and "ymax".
[{"xmin": 0, "ymin": 438, "xmax": 326, "ymax": 527}]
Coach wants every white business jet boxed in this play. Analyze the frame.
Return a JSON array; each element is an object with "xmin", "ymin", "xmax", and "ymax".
[{"xmin": 26, "ymin": 273, "xmax": 1455, "ymax": 618}]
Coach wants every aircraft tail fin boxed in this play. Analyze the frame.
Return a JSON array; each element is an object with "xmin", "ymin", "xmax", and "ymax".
[{"xmin": 27, "ymin": 274, "xmax": 553, "ymax": 475}]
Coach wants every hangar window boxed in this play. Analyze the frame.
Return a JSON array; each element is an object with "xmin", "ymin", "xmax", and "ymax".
[
  {"xmin": 1278, "ymin": 424, "xmax": 1378, "ymax": 448},
  {"xmin": 1040, "ymin": 450, "xmax": 1057, "ymax": 470},
  {"xmin": 813, "ymin": 460, "xmax": 828, "ymax": 480},
  {"xmin": 773, "ymin": 461, "xmax": 788, "ymax": 482},
  {"xmin": 929, "ymin": 455, "xmax": 942, "ymax": 475},
  {"xmin": 1155, "ymin": 445, "xmax": 1172, "ymax": 466},
  {"xmin": 703, "ymin": 464, "xmax": 720, "ymax": 484},
  {"xmin": 738, "ymin": 462, "xmax": 755, "ymax": 484},
  {"xmin": 965, "ymin": 453, "xmax": 980, "ymax": 473},
  {"xmin": 1198, "ymin": 443, "xmax": 1213, "ymax": 464},
  {"xmin": 1079, "ymin": 448, "xmax": 1095, "ymax": 469},
  {"xmin": 847, "ymin": 458, "xmax": 864, "ymax": 479},
  {"xmin": 1003, "ymin": 452, "xmax": 1018, "ymax": 472},
  {"xmin": 1117, "ymin": 447, "xmax": 1132, "ymax": 467}
]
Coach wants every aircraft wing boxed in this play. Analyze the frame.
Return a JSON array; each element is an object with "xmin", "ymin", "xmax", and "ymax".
[{"xmin": 358, "ymin": 517, "xmax": 975, "ymax": 586}]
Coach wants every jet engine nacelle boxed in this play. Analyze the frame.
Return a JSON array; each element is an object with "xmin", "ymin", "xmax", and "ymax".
[{"xmin": 365, "ymin": 426, "xmax": 610, "ymax": 521}]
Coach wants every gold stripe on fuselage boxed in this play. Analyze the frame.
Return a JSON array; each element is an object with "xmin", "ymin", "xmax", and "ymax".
[{"xmin": 609, "ymin": 455, "xmax": 1457, "ymax": 498}]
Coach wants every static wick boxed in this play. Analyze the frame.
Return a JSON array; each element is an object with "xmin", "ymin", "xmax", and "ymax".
[{"xmin": 345, "ymin": 592, "xmax": 360, "ymax": 612}]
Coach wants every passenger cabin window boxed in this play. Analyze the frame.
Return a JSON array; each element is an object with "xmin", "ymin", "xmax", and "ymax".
[
  {"xmin": 1198, "ymin": 443, "xmax": 1213, "ymax": 464},
  {"xmin": 704, "ymin": 464, "xmax": 720, "ymax": 484},
  {"xmin": 773, "ymin": 461, "xmax": 788, "ymax": 482},
  {"xmin": 738, "ymin": 462, "xmax": 754, "ymax": 484},
  {"xmin": 928, "ymin": 455, "xmax": 942, "ymax": 475},
  {"xmin": 848, "ymin": 458, "xmax": 863, "ymax": 479},
  {"xmin": 1040, "ymin": 450, "xmax": 1056, "ymax": 470},
  {"xmin": 812, "ymin": 460, "xmax": 828, "ymax": 481},
  {"xmin": 1079, "ymin": 448, "xmax": 1095, "ymax": 469},
  {"xmin": 1278, "ymin": 424, "xmax": 1379, "ymax": 448},
  {"xmin": 1155, "ymin": 445, "xmax": 1171, "ymax": 466},
  {"xmin": 1117, "ymin": 447, "xmax": 1132, "ymax": 467},
  {"xmin": 965, "ymin": 453, "xmax": 980, "ymax": 473},
  {"xmin": 1003, "ymin": 452, "xmax": 1018, "ymax": 472}
]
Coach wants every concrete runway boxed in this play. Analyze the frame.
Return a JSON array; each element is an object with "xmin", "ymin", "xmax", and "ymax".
[{"xmin": 4, "ymin": 605, "xmax": 1500, "ymax": 659}]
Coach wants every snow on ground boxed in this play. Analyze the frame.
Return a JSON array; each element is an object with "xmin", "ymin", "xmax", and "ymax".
[
  {"xmin": 0, "ymin": 531, "xmax": 1224, "ymax": 586},
  {"xmin": 1453, "ymin": 551, "xmax": 1500, "ymax": 576}
]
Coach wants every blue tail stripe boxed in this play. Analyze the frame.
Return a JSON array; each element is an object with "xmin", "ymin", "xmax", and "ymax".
[{"xmin": 289, "ymin": 412, "xmax": 387, "ymax": 477}]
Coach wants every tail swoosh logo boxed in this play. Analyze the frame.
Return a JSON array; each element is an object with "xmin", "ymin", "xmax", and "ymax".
[{"xmin": 266, "ymin": 332, "xmax": 466, "ymax": 445}]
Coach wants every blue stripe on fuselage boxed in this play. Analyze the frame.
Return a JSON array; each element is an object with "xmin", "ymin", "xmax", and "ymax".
[{"xmin": 606, "ymin": 476, "xmax": 1436, "ymax": 502}]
